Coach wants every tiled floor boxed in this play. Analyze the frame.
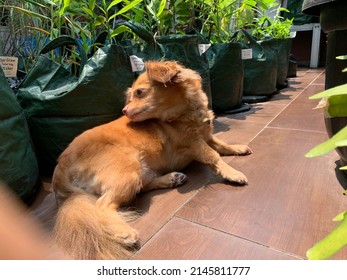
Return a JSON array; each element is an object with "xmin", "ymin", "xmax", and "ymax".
[{"xmin": 31, "ymin": 68, "xmax": 347, "ymax": 260}]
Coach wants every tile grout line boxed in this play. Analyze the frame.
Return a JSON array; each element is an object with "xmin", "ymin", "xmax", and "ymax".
[{"xmin": 260, "ymin": 125, "xmax": 327, "ymax": 135}]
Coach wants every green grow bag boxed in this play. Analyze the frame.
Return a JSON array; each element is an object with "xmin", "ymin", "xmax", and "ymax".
[
  {"xmin": 0, "ymin": 68, "xmax": 39, "ymax": 204},
  {"xmin": 242, "ymin": 37, "xmax": 278, "ymax": 97},
  {"xmin": 205, "ymin": 42, "xmax": 244, "ymax": 113},
  {"xmin": 17, "ymin": 37, "xmax": 136, "ymax": 176},
  {"xmin": 276, "ymin": 38, "xmax": 293, "ymax": 89}
]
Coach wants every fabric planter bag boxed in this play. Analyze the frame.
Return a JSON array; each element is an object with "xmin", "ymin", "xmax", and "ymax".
[
  {"xmin": 240, "ymin": 31, "xmax": 278, "ymax": 97},
  {"xmin": 276, "ymin": 38, "xmax": 293, "ymax": 89},
  {"xmin": 0, "ymin": 67, "xmax": 39, "ymax": 204},
  {"xmin": 205, "ymin": 42, "xmax": 244, "ymax": 113},
  {"xmin": 16, "ymin": 36, "xmax": 138, "ymax": 176},
  {"xmin": 242, "ymin": 39, "xmax": 278, "ymax": 96}
]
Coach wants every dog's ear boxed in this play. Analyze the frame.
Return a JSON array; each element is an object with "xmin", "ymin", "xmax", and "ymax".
[{"xmin": 145, "ymin": 61, "xmax": 180, "ymax": 84}]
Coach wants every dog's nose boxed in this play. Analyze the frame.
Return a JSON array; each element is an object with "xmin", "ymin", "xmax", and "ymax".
[{"xmin": 122, "ymin": 107, "xmax": 127, "ymax": 115}]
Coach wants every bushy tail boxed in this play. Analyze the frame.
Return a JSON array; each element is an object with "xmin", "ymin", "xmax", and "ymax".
[{"xmin": 54, "ymin": 194, "xmax": 139, "ymax": 260}]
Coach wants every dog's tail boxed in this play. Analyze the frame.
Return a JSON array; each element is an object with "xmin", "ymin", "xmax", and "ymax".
[{"xmin": 54, "ymin": 193, "xmax": 138, "ymax": 260}]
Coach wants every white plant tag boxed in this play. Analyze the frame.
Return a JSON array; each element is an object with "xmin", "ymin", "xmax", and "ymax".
[
  {"xmin": 129, "ymin": 55, "xmax": 144, "ymax": 72},
  {"xmin": 198, "ymin": 44, "xmax": 211, "ymax": 55},
  {"xmin": 0, "ymin": 56, "xmax": 18, "ymax": 77},
  {"xmin": 241, "ymin": 49, "xmax": 253, "ymax": 60},
  {"xmin": 290, "ymin": 31, "xmax": 297, "ymax": 38}
]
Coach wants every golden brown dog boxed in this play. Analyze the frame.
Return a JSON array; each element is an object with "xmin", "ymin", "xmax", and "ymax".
[{"xmin": 52, "ymin": 60, "xmax": 252, "ymax": 259}]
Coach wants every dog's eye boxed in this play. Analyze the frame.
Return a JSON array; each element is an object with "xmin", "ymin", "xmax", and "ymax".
[{"xmin": 134, "ymin": 88, "xmax": 145, "ymax": 98}]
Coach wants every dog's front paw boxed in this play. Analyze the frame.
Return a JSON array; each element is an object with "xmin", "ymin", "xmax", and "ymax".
[
  {"xmin": 170, "ymin": 172, "xmax": 187, "ymax": 187},
  {"xmin": 234, "ymin": 144, "xmax": 253, "ymax": 156},
  {"xmin": 121, "ymin": 228, "xmax": 139, "ymax": 248},
  {"xmin": 224, "ymin": 170, "xmax": 248, "ymax": 185},
  {"xmin": 217, "ymin": 160, "xmax": 248, "ymax": 185}
]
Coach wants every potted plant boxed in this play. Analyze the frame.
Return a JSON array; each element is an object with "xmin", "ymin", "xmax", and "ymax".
[
  {"xmin": 305, "ymin": 80, "xmax": 347, "ymax": 259},
  {"xmin": 231, "ymin": 0, "xmax": 293, "ymax": 101},
  {"xmin": 196, "ymin": 0, "xmax": 249, "ymax": 114},
  {"xmin": 7, "ymin": 0, "xmax": 149, "ymax": 176},
  {"xmin": 310, "ymin": 55, "xmax": 347, "ymax": 176},
  {"xmin": 131, "ymin": 0, "xmax": 213, "ymax": 106},
  {"xmin": 252, "ymin": 5, "xmax": 293, "ymax": 89}
]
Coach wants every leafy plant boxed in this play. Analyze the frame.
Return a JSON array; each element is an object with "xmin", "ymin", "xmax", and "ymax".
[
  {"xmin": 196, "ymin": 0, "xmax": 238, "ymax": 43},
  {"xmin": 305, "ymin": 76, "xmax": 347, "ymax": 260},
  {"xmin": 306, "ymin": 210, "xmax": 347, "ymax": 260},
  {"xmin": 231, "ymin": 0, "xmax": 292, "ymax": 41},
  {"xmin": 0, "ymin": 0, "xmax": 144, "ymax": 71},
  {"xmin": 131, "ymin": 0, "xmax": 196, "ymax": 36}
]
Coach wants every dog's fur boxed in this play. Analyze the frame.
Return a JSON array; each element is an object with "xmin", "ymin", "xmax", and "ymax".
[{"xmin": 52, "ymin": 61, "xmax": 252, "ymax": 259}]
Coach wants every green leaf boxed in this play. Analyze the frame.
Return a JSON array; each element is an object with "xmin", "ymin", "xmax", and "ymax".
[
  {"xmin": 336, "ymin": 139, "xmax": 347, "ymax": 147},
  {"xmin": 4, "ymin": 5, "xmax": 51, "ymax": 21},
  {"xmin": 333, "ymin": 211, "xmax": 347, "ymax": 222},
  {"xmin": 107, "ymin": 0, "xmax": 123, "ymax": 11},
  {"xmin": 309, "ymin": 83, "xmax": 347, "ymax": 100},
  {"xmin": 305, "ymin": 126, "xmax": 347, "ymax": 158},
  {"xmin": 336, "ymin": 55, "xmax": 347, "ymax": 60},
  {"xmin": 157, "ymin": 0, "xmax": 166, "ymax": 17},
  {"xmin": 23, "ymin": 0, "xmax": 47, "ymax": 9},
  {"xmin": 59, "ymin": 0, "xmax": 71, "ymax": 16},
  {"xmin": 116, "ymin": 0, "xmax": 143, "ymax": 15},
  {"xmin": 278, "ymin": 7, "xmax": 289, "ymax": 13},
  {"xmin": 89, "ymin": 0, "xmax": 96, "ymax": 10},
  {"xmin": 307, "ymin": 211, "xmax": 347, "ymax": 260},
  {"xmin": 110, "ymin": 25, "xmax": 133, "ymax": 38},
  {"xmin": 326, "ymin": 95, "xmax": 347, "ymax": 117},
  {"xmin": 82, "ymin": 7, "xmax": 95, "ymax": 17}
]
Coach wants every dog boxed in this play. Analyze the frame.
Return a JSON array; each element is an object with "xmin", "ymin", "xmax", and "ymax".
[{"xmin": 52, "ymin": 60, "xmax": 252, "ymax": 259}]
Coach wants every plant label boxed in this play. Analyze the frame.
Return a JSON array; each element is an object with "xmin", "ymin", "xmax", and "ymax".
[
  {"xmin": 0, "ymin": 56, "xmax": 18, "ymax": 77},
  {"xmin": 129, "ymin": 55, "xmax": 144, "ymax": 72},
  {"xmin": 198, "ymin": 44, "xmax": 211, "ymax": 55},
  {"xmin": 242, "ymin": 49, "xmax": 253, "ymax": 60}
]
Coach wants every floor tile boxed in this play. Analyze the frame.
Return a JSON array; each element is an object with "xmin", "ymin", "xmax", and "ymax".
[
  {"xmin": 130, "ymin": 163, "xmax": 212, "ymax": 243},
  {"xmin": 269, "ymin": 84, "xmax": 326, "ymax": 132},
  {"xmin": 132, "ymin": 218, "xmax": 299, "ymax": 260},
  {"xmin": 177, "ymin": 128, "xmax": 347, "ymax": 259}
]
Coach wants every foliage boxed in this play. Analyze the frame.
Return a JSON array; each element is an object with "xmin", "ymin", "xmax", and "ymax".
[
  {"xmin": 306, "ymin": 84, "xmax": 347, "ymax": 158},
  {"xmin": 137, "ymin": 0, "xmax": 196, "ymax": 36},
  {"xmin": 0, "ymin": 0, "xmax": 144, "ymax": 70},
  {"xmin": 196, "ymin": 0, "xmax": 238, "ymax": 43},
  {"xmin": 1, "ymin": 0, "xmax": 296, "ymax": 70},
  {"xmin": 306, "ymin": 210, "xmax": 347, "ymax": 260},
  {"xmin": 305, "ymin": 72, "xmax": 347, "ymax": 259},
  {"xmin": 231, "ymin": 0, "xmax": 293, "ymax": 41}
]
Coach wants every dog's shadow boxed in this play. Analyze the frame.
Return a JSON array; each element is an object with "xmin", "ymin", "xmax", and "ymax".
[{"xmin": 130, "ymin": 161, "xmax": 243, "ymax": 216}]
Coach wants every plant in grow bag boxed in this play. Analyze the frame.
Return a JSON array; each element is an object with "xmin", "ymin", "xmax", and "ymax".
[
  {"xmin": 305, "ymin": 80, "xmax": 347, "ymax": 260},
  {"xmin": 195, "ymin": 0, "xmax": 238, "ymax": 43},
  {"xmin": 133, "ymin": 0, "xmax": 196, "ymax": 35},
  {"xmin": 230, "ymin": 0, "xmax": 292, "ymax": 40},
  {"xmin": 2, "ymin": 0, "xmax": 143, "ymax": 68}
]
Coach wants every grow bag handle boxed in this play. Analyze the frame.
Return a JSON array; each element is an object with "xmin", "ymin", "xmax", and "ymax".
[
  {"xmin": 113, "ymin": 20, "xmax": 154, "ymax": 44},
  {"xmin": 40, "ymin": 35, "xmax": 88, "ymax": 76},
  {"xmin": 112, "ymin": 20, "xmax": 165, "ymax": 58}
]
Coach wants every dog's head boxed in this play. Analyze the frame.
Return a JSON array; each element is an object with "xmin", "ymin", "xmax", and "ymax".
[{"xmin": 122, "ymin": 61, "xmax": 209, "ymax": 122}]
